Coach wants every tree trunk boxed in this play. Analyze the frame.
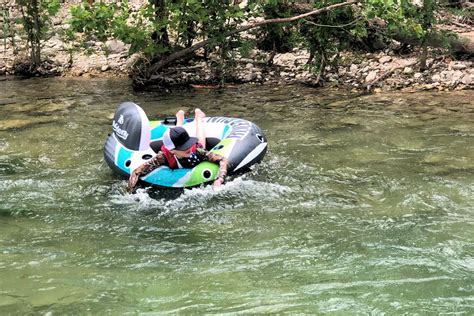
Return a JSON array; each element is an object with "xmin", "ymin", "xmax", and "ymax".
[
  {"xmin": 31, "ymin": 0, "xmax": 41, "ymax": 67},
  {"xmin": 19, "ymin": 0, "xmax": 42, "ymax": 69},
  {"xmin": 392, "ymin": 31, "xmax": 474, "ymax": 55},
  {"xmin": 150, "ymin": 0, "xmax": 169, "ymax": 49},
  {"xmin": 370, "ymin": 17, "xmax": 474, "ymax": 55}
]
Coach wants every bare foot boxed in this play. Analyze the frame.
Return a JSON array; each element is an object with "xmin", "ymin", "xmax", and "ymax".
[
  {"xmin": 176, "ymin": 110, "xmax": 185, "ymax": 126},
  {"xmin": 195, "ymin": 108, "xmax": 206, "ymax": 119}
]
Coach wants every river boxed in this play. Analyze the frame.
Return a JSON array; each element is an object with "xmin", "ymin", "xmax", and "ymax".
[{"xmin": 1, "ymin": 78, "xmax": 473, "ymax": 314}]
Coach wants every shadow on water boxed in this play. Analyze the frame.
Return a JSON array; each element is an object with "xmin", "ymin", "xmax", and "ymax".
[{"xmin": 147, "ymin": 186, "xmax": 185, "ymax": 201}]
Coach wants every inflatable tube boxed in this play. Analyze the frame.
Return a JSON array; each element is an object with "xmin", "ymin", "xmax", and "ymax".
[{"xmin": 104, "ymin": 102, "xmax": 267, "ymax": 188}]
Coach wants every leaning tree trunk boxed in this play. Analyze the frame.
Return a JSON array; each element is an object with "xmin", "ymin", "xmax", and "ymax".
[
  {"xmin": 370, "ymin": 17, "xmax": 474, "ymax": 55},
  {"xmin": 402, "ymin": 31, "xmax": 474, "ymax": 54}
]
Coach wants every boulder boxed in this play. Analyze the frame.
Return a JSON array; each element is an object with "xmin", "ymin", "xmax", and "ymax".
[
  {"xmin": 273, "ymin": 53, "xmax": 297, "ymax": 67},
  {"xmin": 452, "ymin": 63, "xmax": 467, "ymax": 70},
  {"xmin": 248, "ymin": 49, "xmax": 259, "ymax": 58},
  {"xmin": 461, "ymin": 74, "xmax": 472, "ymax": 85},
  {"xmin": 365, "ymin": 71, "xmax": 377, "ymax": 82},
  {"xmin": 349, "ymin": 64, "xmax": 358, "ymax": 74},
  {"xmin": 379, "ymin": 56, "xmax": 392, "ymax": 64},
  {"xmin": 452, "ymin": 70, "xmax": 464, "ymax": 82},
  {"xmin": 431, "ymin": 74, "xmax": 441, "ymax": 82},
  {"xmin": 105, "ymin": 39, "xmax": 127, "ymax": 54},
  {"xmin": 244, "ymin": 72, "xmax": 257, "ymax": 82}
]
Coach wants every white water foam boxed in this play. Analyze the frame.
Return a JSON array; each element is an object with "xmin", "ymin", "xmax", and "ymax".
[{"xmin": 108, "ymin": 176, "xmax": 293, "ymax": 216}]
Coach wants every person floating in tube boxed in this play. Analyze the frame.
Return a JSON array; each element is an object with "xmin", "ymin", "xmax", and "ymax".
[{"xmin": 127, "ymin": 109, "xmax": 228, "ymax": 193}]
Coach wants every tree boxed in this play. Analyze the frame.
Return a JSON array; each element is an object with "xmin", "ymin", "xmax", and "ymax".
[{"xmin": 16, "ymin": 0, "xmax": 60, "ymax": 70}]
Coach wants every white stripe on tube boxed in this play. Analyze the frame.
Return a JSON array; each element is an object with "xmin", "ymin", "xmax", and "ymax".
[
  {"xmin": 136, "ymin": 104, "xmax": 151, "ymax": 151},
  {"xmin": 233, "ymin": 143, "xmax": 267, "ymax": 172}
]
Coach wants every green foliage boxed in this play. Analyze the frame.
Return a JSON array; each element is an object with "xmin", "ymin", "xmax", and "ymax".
[
  {"xmin": 1, "ymin": 4, "xmax": 14, "ymax": 53},
  {"xmin": 196, "ymin": 1, "xmax": 248, "ymax": 81},
  {"xmin": 68, "ymin": 1, "xmax": 159, "ymax": 56},
  {"xmin": 299, "ymin": 1, "xmax": 358, "ymax": 74},
  {"xmin": 69, "ymin": 1, "xmax": 117, "ymax": 41},
  {"xmin": 361, "ymin": 0, "xmax": 452, "ymax": 68},
  {"xmin": 68, "ymin": 0, "xmax": 250, "ymax": 81},
  {"xmin": 361, "ymin": 0, "xmax": 442, "ymax": 39},
  {"xmin": 256, "ymin": 2, "xmax": 295, "ymax": 54},
  {"xmin": 255, "ymin": 1, "xmax": 368, "ymax": 75}
]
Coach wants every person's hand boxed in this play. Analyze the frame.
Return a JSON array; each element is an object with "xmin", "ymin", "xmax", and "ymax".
[
  {"xmin": 212, "ymin": 178, "xmax": 223, "ymax": 189},
  {"xmin": 126, "ymin": 183, "xmax": 134, "ymax": 194}
]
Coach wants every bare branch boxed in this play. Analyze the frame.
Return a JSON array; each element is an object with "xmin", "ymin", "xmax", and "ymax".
[{"xmin": 303, "ymin": 17, "xmax": 362, "ymax": 28}]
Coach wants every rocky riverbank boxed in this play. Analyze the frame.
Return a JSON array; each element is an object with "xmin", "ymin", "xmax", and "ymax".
[
  {"xmin": 1, "ymin": 32, "xmax": 472, "ymax": 93},
  {"xmin": 0, "ymin": 2, "xmax": 473, "ymax": 92}
]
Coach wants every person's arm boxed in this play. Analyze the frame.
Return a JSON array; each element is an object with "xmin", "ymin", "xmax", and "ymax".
[
  {"xmin": 127, "ymin": 152, "xmax": 167, "ymax": 193},
  {"xmin": 203, "ymin": 150, "xmax": 229, "ymax": 188}
]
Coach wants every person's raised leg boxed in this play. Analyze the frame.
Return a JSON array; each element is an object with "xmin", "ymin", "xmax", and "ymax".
[
  {"xmin": 176, "ymin": 110, "xmax": 185, "ymax": 126},
  {"xmin": 195, "ymin": 108, "xmax": 206, "ymax": 148}
]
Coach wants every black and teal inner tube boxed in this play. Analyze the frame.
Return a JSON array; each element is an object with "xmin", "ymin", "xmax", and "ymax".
[{"xmin": 104, "ymin": 102, "xmax": 267, "ymax": 187}]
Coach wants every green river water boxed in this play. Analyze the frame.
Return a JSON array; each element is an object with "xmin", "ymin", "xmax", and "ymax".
[{"xmin": 0, "ymin": 78, "xmax": 473, "ymax": 314}]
